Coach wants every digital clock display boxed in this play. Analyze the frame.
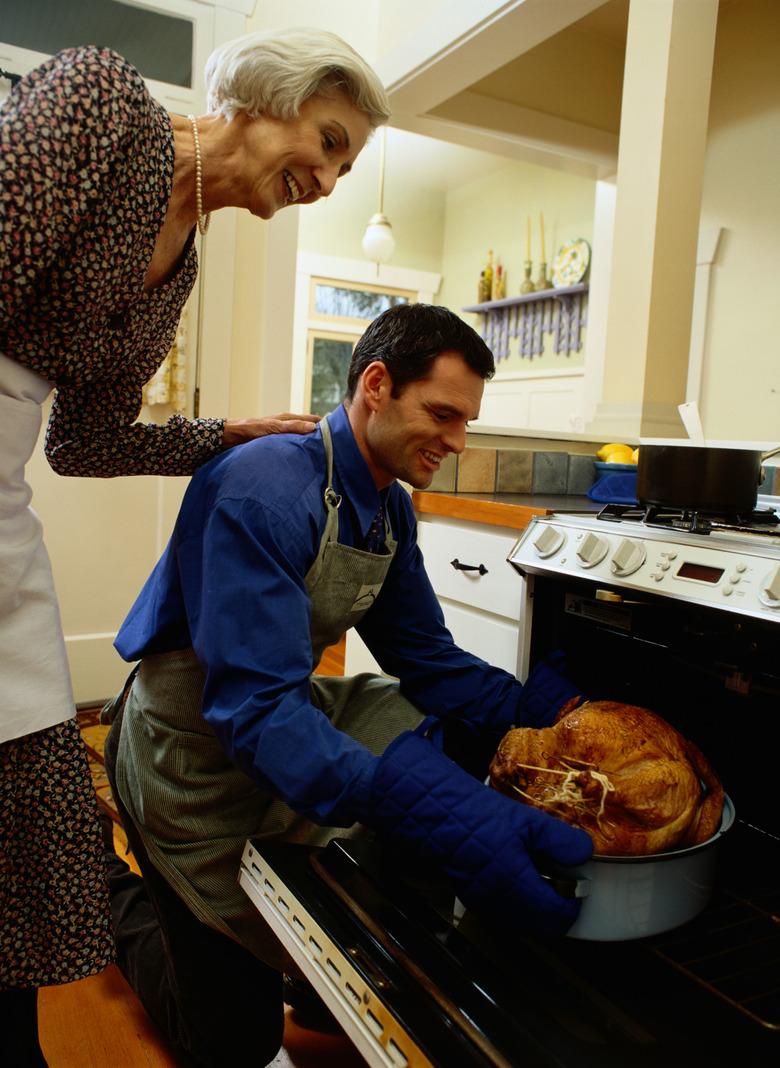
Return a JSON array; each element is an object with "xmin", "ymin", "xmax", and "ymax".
[{"xmin": 677, "ymin": 561, "xmax": 724, "ymax": 584}]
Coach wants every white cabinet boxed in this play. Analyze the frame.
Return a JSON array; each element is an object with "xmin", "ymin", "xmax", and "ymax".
[
  {"xmin": 416, "ymin": 520, "xmax": 523, "ymax": 622},
  {"xmin": 343, "ymin": 626, "xmax": 384, "ymax": 677},
  {"xmin": 344, "ymin": 510, "xmax": 533, "ymax": 678},
  {"xmin": 416, "ymin": 516, "xmax": 526, "ymax": 675}
]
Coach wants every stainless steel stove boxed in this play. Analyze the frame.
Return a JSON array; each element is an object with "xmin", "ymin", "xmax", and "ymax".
[
  {"xmin": 508, "ymin": 499, "xmax": 780, "ymax": 634},
  {"xmin": 241, "ymin": 498, "xmax": 780, "ymax": 1068}
]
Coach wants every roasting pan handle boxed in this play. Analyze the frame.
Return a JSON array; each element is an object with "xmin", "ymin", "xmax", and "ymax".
[{"xmin": 537, "ymin": 870, "xmax": 591, "ymax": 900}]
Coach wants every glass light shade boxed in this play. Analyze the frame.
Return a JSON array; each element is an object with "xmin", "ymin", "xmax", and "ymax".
[{"xmin": 361, "ymin": 213, "xmax": 395, "ymax": 264}]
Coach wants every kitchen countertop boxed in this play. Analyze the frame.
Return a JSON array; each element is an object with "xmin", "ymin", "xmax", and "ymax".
[{"xmin": 411, "ymin": 490, "xmax": 600, "ymax": 531}]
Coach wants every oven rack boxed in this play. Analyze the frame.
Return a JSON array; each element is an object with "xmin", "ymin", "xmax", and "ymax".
[{"xmin": 651, "ymin": 885, "xmax": 780, "ymax": 1031}]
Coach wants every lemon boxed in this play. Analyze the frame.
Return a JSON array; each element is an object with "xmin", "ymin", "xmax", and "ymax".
[
  {"xmin": 596, "ymin": 443, "xmax": 634, "ymax": 463},
  {"xmin": 632, "ymin": 447, "xmax": 640, "ymax": 464}
]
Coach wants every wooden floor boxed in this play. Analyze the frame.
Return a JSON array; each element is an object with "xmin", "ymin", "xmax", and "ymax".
[
  {"xmin": 313, "ymin": 636, "xmax": 346, "ymax": 678},
  {"xmin": 39, "ymin": 969, "xmax": 369, "ymax": 1067},
  {"xmin": 38, "ymin": 638, "xmax": 366, "ymax": 1066}
]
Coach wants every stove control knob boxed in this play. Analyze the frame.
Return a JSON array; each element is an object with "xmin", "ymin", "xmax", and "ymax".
[
  {"xmin": 759, "ymin": 565, "xmax": 780, "ymax": 608},
  {"xmin": 533, "ymin": 525, "xmax": 566, "ymax": 558},
  {"xmin": 611, "ymin": 537, "xmax": 647, "ymax": 577},
  {"xmin": 576, "ymin": 531, "xmax": 609, "ymax": 569}
]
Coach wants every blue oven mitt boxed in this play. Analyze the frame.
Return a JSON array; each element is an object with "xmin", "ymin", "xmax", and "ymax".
[
  {"xmin": 515, "ymin": 651, "xmax": 586, "ymax": 728},
  {"xmin": 357, "ymin": 730, "xmax": 593, "ymax": 937}
]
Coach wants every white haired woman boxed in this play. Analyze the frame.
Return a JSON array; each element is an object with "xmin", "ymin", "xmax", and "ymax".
[{"xmin": 0, "ymin": 27, "xmax": 388, "ymax": 1064}]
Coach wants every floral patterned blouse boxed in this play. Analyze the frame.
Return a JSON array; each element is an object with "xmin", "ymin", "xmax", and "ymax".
[{"xmin": 0, "ymin": 46, "xmax": 224, "ymax": 476}]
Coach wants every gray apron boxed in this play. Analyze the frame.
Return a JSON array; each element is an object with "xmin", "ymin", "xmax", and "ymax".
[{"xmin": 115, "ymin": 415, "xmax": 423, "ymax": 970}]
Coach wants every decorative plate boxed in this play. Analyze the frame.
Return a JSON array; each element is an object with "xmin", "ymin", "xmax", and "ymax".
[{"xmin": 551, "ymin": 238, "xmax": 591, "ymax": 288}]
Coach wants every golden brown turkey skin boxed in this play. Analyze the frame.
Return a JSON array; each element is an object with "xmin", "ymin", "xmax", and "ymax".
[{"xmin": 489, "ymin": 700, "xmax": 724, "ymax": 856}]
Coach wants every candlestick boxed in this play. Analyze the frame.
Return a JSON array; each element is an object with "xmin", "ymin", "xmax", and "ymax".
[
  {"xmin": 519, "ymin": 260, "xmax": 534, "ymax": 294},
  {"xmin": 534, "ymin": 261, "xmax": 553, "ymax": 292},
  {"xmin": 539, "ymin": 212, "xmax": 545, "ymax": 263}
]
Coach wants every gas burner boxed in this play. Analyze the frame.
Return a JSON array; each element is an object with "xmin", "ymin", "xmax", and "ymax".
[
  {"xmin": 596, "ymin": 503, "xmax": 645, "ymax": 524},
  {"xmin": 596, "ymin": 502, "xmax": 780, "ymax": 535}
]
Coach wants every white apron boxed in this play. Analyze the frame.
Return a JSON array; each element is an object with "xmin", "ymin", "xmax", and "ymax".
[{"xmin": 0, "ymin": 352, "xmax": 74, "ymax": 743}]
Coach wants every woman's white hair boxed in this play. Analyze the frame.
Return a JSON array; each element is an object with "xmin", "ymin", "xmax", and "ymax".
[{"xmin": 205, "ymin": 27, "xmax": 390, "ymax": 128}]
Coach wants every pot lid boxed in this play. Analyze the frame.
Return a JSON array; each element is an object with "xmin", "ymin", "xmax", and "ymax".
[{"xmin": 639, "ymin": 437, "xmax": 779, "ymax": 452}]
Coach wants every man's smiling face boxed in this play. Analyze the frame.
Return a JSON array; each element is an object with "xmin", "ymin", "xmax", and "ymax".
[{"xmin": 362, "ymin": 350, "xmax": 484, "ymax": 489}]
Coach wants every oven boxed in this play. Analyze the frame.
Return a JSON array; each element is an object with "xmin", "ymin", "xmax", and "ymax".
[{"xmin": 240, "ymin": 500, "xmax": 780, "ymax": 1068}]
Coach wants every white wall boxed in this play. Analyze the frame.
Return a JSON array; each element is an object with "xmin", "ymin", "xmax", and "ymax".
[
  {"xmin": 376, "ymin": 0, "xmax": 454, "ymax": 57},
  {"xmin": 438, "ymin": 160, "xmax": 595, "ymax": 373},
  {"xmin": 297, "ymin": 127, "xmax": 447, "ymax": 273},
  {"xmin": 226, "ymin": 0, "xmax": 386, "ymax": 419},
  {"xmin": 697, "ymin": 0, "xmax": 780, "ymax": 441},
  {"xmin": 251, "ymin": 0, "xmax": 381, "ymax": 60}
]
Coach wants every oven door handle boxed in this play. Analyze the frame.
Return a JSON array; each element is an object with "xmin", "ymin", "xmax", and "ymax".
[{"xmin": 537, "ymin": 869, "xmax": 591, "ymax": 900}]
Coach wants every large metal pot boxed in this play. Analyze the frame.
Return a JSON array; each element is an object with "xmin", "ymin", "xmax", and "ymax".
[
  {"xmin": 553, "ymin": 796, "xmax": 735, "ymax": 942},
  {"xmin": 636, "ymin": 444, "xmax": 763, "ymax": 513}
]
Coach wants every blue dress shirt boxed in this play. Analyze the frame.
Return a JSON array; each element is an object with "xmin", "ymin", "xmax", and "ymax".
[{"xmin": 115, "ymin": 404, "xmax": 524, "ymax": 823}]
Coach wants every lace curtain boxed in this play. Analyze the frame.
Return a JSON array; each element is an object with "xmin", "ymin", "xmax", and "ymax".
[{"xmin": 143, "ymin": 308, "xmax": 188, "ymax": 412}]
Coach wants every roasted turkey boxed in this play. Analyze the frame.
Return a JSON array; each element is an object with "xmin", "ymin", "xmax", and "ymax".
[{"xmin": 489, "ymin": 700, "xmax": 724, "ymax": 856}]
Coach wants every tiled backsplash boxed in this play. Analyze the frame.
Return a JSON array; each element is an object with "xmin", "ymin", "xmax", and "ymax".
[
  {"xmin": 428, "ymin": 448, "xmax": 780, "ymax": 497},
  {"xmin": 428, "ymin": 446, "xmax": 598, "ymax": 495},
  {"xmin": 760, "ymin": 465, "xmax": 780, "ymax": 496}
]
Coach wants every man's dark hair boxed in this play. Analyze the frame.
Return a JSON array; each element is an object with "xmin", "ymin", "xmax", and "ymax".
[{"xmin": 345, "ymin": 303, "xmax": 495, "ymax": 401}]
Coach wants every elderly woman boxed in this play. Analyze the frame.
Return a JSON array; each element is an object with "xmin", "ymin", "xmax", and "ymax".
[{"xmin": 0, "ymin": 26, "xmax": 388, "ymax": 1064}]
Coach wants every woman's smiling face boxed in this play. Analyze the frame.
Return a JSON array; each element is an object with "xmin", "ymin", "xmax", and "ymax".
[{"xmin": 240, "ymin": 91, "xmax": 372, "ymax": 219}]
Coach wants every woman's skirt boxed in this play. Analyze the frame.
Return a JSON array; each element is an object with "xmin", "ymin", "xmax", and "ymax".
[
  {"xmin": 0, "ymin": 352, "xmax": 113, "ymax": 989},
  {"xmin": 0, "ymin": 718, "xmax": 114, "ymax": 989}
]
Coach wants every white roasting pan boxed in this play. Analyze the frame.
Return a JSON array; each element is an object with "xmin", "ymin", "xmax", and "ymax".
[{"xmin": 543, "ymin": 795, "xmax": 735, "ymax": 941}]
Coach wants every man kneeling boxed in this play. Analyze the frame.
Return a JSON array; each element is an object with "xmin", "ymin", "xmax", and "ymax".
[{"xmin": 104, "ymin": 303, "xmax": 591, "ymax": 1066}]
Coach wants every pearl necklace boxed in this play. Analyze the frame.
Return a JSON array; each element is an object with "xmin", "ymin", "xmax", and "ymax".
[{"xmin": 187, "ymin": 114, "xmax": 210, "ymax": 236}]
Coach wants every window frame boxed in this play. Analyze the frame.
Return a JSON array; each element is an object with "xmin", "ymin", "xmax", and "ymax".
[
  {"xmin": 291, "ymin": 253, "xmax": 442, "ymax": 415},
  {"xmin": 304, "ymin": 328, "xmax": 358, "ymax": 414},
  {"xmin": 308, "ymin": 277, "xmax": 416, "ymax": 329}
]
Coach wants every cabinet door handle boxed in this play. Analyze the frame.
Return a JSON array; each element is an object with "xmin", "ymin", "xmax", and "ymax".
[{"xmin": 450, "ymin": 558, "xmax": 488, "ymax": 576}]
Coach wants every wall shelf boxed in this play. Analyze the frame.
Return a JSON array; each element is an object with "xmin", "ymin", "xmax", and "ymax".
[{"xmin": 463, "ymin": 282, "xmax": 588, "ymax": 360}]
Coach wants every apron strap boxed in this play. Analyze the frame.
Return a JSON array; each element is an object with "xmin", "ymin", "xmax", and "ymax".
[
  {"xmin": 316, "ymin": 415, "xmax": 341, "ymax": 557},
  {"xmin": 320, "ymin": 413, "xmax": 395, "ymax": 548}
]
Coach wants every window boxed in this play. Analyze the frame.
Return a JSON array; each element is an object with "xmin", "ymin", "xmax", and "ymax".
[
  {"xmin": 305, "ymin": 278, "xmax": 415, "ymax": 416},
  {"xmin": 0, "ymin": 0, "xmax": 235, "ymax": 113},
  {"xmin": 307, "ymin": 333, "xmax": 355, "ymax": 417},
  {"xmin": 291, "ymin": 254, "xmax": 440, "ymax": 417},
  {"xmin": 311, "ymin": 281, "xmax": 410, "ymax": 324},
  {"xmin": 2, "ymin": 0, "xmax": 193, "ymax": 88}
]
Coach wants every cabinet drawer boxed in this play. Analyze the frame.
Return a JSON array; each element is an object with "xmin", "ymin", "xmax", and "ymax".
[
  {"xmin": 416, "ymin": 519, "xmax": 522, "ymax": 621},
  {"xmin": 439, "ymin": 602, "xmax": 520, "ymax": 675}
]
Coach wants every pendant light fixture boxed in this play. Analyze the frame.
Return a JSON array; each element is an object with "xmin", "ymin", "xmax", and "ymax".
[{"xmin": 361, "ymin": 126, "xmax": 395, "ymax": 264}]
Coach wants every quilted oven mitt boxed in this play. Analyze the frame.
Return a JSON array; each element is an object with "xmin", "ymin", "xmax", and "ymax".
[
  {"xmin": 358, "ymin": 731, "xmax": 593, "ymax": 936},
  {"xmin": 515, "ymin": 651, "xmax": 586, "ymax": 728}
]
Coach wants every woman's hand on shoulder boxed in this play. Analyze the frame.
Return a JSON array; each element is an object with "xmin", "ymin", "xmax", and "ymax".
[{"xmin": 222, "ymin": 413, "xmax": 320, "ymax": 448}]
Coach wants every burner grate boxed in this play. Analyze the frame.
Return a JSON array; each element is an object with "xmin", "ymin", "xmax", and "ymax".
[{"xmin": 597, "ymin": 502, "xmax": 780, "ymax": 535}]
